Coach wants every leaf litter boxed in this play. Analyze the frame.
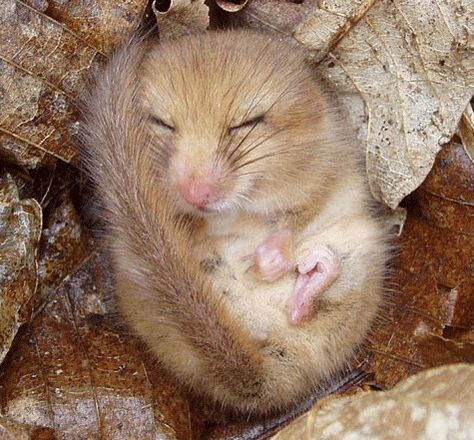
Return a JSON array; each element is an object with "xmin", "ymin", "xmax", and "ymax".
[{"xmin": 0, "ymin": 0, "xmax": 473, "ymax": 438}]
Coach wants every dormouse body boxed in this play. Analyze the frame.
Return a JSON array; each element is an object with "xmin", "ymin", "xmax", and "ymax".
[{"xmin": 82, "ymin": 30, "xmax": 390, "ymax": 414}]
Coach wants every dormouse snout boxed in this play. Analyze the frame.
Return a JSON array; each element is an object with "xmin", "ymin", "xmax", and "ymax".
[
  {"xmin": 178, "ymin": 176, "xmax": 216, "ymax": 208},
  {"xmin": 174, "ymin": 160, "xmax": 225, "ymax": 210}
]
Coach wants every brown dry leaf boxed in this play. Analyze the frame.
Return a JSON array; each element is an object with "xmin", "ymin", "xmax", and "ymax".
[
  {"xmin": 272, "ymin": 363, "xmax": 474, "ymax": 439},
  {"xmin": 0, "ymin": 244, "xmax": 193, "ymax": 439},
  {"xmin": 366, "ymin": 140, "xmax": 474, "ymax": 387},
  {"xmin": 35, "ymin": 196, "xmax": 92, "ymax": 310},
  {"xmin": 0, "ymin": 0, "xmax": 147, "ymax": 168},
  {"xmin": 152, "ymin": 0, "xmax": 209, "ymax": 40},
  {"xmin": 230, "ymin": 0, "xmax": 474, "ymax": 208},
  {"xmin": 0, "ymin": 173, "xmax": 41, "ymax": 365},
  {"xmin": 21, "ymin": 0, "xmax": 149, "ymax": 54}
]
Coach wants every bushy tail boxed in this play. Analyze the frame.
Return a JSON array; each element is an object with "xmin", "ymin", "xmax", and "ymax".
[{"xmin": 80, "ymin": 38, "xmax": 266, "ymax": 410}]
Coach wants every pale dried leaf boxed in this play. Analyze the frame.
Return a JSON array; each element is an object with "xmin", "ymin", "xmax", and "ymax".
[
  {"xmin": 303, "ymin": 0, "xmax": 474, "ymax": 208},
  {"xmin": 0, "ymin": 173, "xmax": 42, "ymax": 364},
  {"xmin": 153, "ymin": 0, "xmax": 209, "ymax": 40},
  {"xmin": 294, "ymin": 0, "xmax": 377, "ymax": 62},
  {"xmin": 0, "ymin": 0, "xmax": 147, "ymax": 168},
  {"xmin": 273, "ymin": 364, "xmax": 474, "ymax": 439},
  {"xmin": 230, "ymin": 0, "xmax": 311, "ymax": 34},
  {"xmin": 459, "ymin": 103, "xmax": 474, "ymax": 162}
]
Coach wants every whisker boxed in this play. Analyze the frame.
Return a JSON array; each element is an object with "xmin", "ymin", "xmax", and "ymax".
[
  {"xmin": 218, "ymin": 84, "xmax": 275, "ymax": 161},
  {"xmin": 233, "ymin": 150, "xmax": 295, "ymax": 171},
  {"xmin": 215, "ymin": 39, "xmax": 277, "ymax": 160},
  {"xmin": 217, "ymin": 57, "xmax": 300, "ymax": 162},
  {"xmin": 225, "ymin": 80, "xmax": 298, "ymax": 167},
  {"xmin": 229, "ymin": 127, "xmax": 287, "ymax": 166},
  {"xmin": 225, "ymin": 118, "xmax": 263, "ymax": 163}
]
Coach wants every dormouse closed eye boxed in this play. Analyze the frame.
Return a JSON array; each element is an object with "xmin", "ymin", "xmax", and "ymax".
[
  {"xmin": 150, "ymin": 114, "xmax": 175, "ymax": 132},
  {"xmin": 229, "ymin": 115, "xmax": 265, "ymax": 133}
]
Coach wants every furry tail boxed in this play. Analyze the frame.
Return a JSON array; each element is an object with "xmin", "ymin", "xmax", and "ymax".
[{"xmin": 80, "ymin": 38, "xmax": 266, "ymax": 410}]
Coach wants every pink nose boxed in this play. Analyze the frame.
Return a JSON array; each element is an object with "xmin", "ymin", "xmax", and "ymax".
[{"xmin": 178, "ymin": 177, "xmax": 215, "ymax": 208}]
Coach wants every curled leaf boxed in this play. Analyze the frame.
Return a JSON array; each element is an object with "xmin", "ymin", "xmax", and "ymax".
[
  {"xmin": 312, "ymin": 0, "xmax": 474, "ymax": 208},
  {"xmin": 215, "ymin": 0, "xmax": 250, "ymax": 13},
  {"xmin": 153, "ymin": 0, "xmax": 209, "ymax": 39}
]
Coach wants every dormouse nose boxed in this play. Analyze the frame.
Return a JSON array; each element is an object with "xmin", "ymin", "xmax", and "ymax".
[{"xmin": 178, "ymin": 175, "xmax": 216, "ymax": 208}]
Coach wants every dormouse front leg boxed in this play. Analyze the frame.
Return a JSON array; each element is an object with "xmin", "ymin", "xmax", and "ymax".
[
  {"xmin": 287, "ymin": 244, "xmax": 340, "ymax": 325},
  {"xmin": 254, "ymin": 229, "xmax": 293, "ymax": 282}
]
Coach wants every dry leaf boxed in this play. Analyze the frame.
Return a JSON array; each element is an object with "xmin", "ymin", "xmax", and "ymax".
[
  {"xmin": 366, "ymin": 140, "xmax": 474, "ymax": 387},
  {"xmin": 230, "ymin": 0, "xmax": 474, "ymax": 208},
  {"xmin": 22, "ymin": 0, "xmax": 149, "ymax": 54},
  {"xmin": 215, "ymin": 0, "xmax": 250, "ymax": 13},
  {"xmin": 0, "ymin": 0, "xmax": 147, "ymax": 168},
  {"xmin": 1, "ymin": 2, "xmax": 473, "ymax": 438},
  {"xmin": 35, "ymin": 196, "xmax": 92, "ymax": 311},
  {"xmin": 0, "ymin": 173, "xmax": 41, "ymax": 365},
  {"xmin": 0, "ymin": 246, "xmax": 193, "ymax": 440},
  {"xmin": 227, "ymin": 0, "xmax": 311, "ymax": 34},
  {"xmin": 272, "ymin": 364, "xmax": 474, "ymax": 439},
  {"xmin": 153, "ymin": 0, "xmax": 209, "ymax": 39}
]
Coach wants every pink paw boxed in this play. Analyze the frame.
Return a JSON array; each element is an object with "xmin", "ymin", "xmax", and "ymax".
[
  {"xmin": 288, "ymin": 245, "xmax": 340, "ymax": 325},
  {"xmin": 254, "ymin": 229, "xmax": 292, "ymax": 282}
]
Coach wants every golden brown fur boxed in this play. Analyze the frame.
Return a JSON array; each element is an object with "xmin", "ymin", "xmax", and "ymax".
[{"xmin": 81, "ymin": 30, "xmax": 389, "ymax": 414}]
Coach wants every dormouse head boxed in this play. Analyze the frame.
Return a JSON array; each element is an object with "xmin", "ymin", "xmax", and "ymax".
[{"xmin": 140, "ymin": 30, "xmax": 333, "ymax": 218}]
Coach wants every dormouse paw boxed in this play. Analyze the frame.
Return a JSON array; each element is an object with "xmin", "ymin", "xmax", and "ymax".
[
  {"xmin": 254, "ymin": 229, "xmax": 292, "ymax": 282},
  {"xmin": 288, "ymin": 245, "xmax": 340, "ymax": 325}
]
